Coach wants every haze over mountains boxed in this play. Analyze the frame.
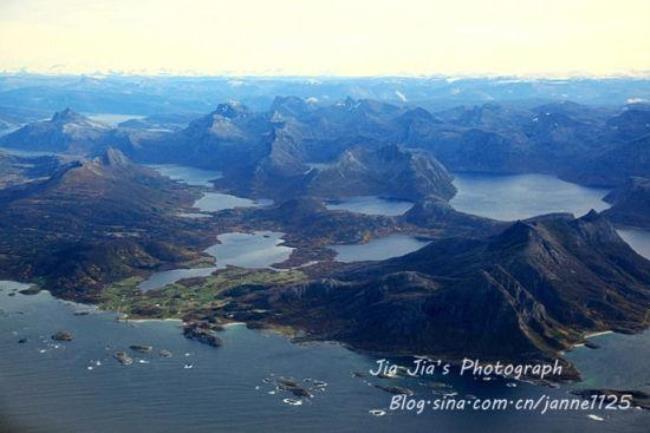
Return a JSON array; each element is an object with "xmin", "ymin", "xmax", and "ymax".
[
  {"xmin": 3, "ymin": 95, "xmax": 649, "ymax": 194},
  {"xmin": 1, "ymin": 74, "xmax": 649, "ymax": 114}
]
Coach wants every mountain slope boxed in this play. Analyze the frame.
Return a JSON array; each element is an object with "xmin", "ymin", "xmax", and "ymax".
[
  {"xmin": 0, "ymin": 149, "xmax": 206, "ymax": 300},
  {"xmin": 306, "ymin": 144, "xmax": 457, "ymax": 201},
  {"xmin": 603, "ymin": 177, "xmax": 650, "ymax": 229},
  {"xmin": 139, "ymin": 102, "xmax": 272, "ymax": 170},
  {"xmin": 111, "ymin": 97, "xmax": 650, "ymax": 192},
  {"xmin": 570, "ymin": 134, "xmax": 650, "ymax": 186},
  {"xmin": 0, "ymin": 150, "xmax": 61, "ymax": 188},
  {"xmin": 223, "ymin": 212, "xmax": 650, "ymax": 362},
  {"xmin": 0, "ymin": 108, "xmax": 111, "ymax": 154}
]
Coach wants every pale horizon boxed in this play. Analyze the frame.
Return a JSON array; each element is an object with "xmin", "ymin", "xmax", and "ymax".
[{"xmin": 1, "ymin": 0, "xmax": 649, "ymax": 78}]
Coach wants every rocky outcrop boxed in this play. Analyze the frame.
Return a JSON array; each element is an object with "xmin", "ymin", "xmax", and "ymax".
[
  {"xmin": 182, "ymin": 322, "xmax": 223, "ymax": 347},
  {"xmin": 147, "ymin": 102, "xmax": 272, "ymax": 170},
  {"xmin": 402, "ymin": 195, "xmax": 505, "ymax": 237},
  {"xmin": 129, "ymin": 345, "xmax": 153, "ymax": 353},
  {"xmin": 137, "ymin": 99, "xmax": 649, "ymax": 189},
  {"xmin": 277, "ymin": 378, "xmax": 313, "ymax": 398},
  {"xmin": 51, "ymin": 331, "xmax": 73, "ymax": 342},
  {"xmin": 114, "ymin": 352, "xmax": 134, "ymax": 366}
]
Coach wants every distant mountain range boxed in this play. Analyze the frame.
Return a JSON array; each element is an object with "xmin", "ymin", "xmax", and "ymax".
[
  {"xmin": 1, "ymin": 74, "xmax": 649, "ymax": 114},
  {"xmin": 3, "ymin": 98, "xmax": 649, "ymax": 194},
  {"xmin": 4, "ymin": 95, "xmax": 650, "ymax": 235}
]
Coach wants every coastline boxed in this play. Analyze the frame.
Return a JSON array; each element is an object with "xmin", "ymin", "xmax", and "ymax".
[
  {"xmin": 117, "ymin": 317, "xmax": 183, "ymax": 324},
  {"xmin": 585, "ymin": 330, "xmax": 614, "ymax": 339}
]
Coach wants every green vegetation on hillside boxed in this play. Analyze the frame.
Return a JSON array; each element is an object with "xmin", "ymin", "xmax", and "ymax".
[{"xmin": 100, "ymin": 267, "xmax": 307, "ymax": 319}]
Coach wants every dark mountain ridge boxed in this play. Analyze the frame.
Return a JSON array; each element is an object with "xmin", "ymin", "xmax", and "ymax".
[
  {"xmin": 0, "ymin": 149, "xmax": 207, "ymax": 300},
  {"xmin": 223, "ymin": 211, "xmax": 650, "ymax": 362},
  {"xmin": 305, "ymin": 144, "xmax": 457, "ymax": 201},
  {"xmin": 4, "ymin": 98, "xmax": 650, "ymax": 190}
]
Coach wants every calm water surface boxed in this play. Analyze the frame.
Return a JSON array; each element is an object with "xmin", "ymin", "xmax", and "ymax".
[
  {"xmin": 205, "ymin": 231, "xmax": 292, "ymax": 269},
  {"xmin": 86, "ymin": 113, "xmax": 146, "ymax": 127},
  {"xmin": 193, "ymin": 192, "xmax": 272, "ymax": 212},
  {"xmin": 1, "ymin": 282, "xmax": 648, "ymax": 433},
  {"xmin": 326, "ymin": 196, "xmax": 414, "ymax": 216},
  {"xmin": 330, "ymin": 234, "xmax": 430, "ymax": 263},
  {"xmin": 451, "ymin": 173, "xmax": 610, "ymax": 221},
  {"xmin": 147, "ymin": 164, "xmax": 223, "ymax": 188},
  {"xmin": 451, "ymin": 172, "xmax": 650, "ymax": 261},
  {"xmin": 0, "ymin": 148, "xmax": 64, "ymax": 158},
  {"xmin": 566, "ymin": 330, "xmax": 650, "ymax": 390}
]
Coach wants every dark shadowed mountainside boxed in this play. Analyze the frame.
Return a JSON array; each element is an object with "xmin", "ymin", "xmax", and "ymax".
[
  {"xmin": 603, "ymin": 177, "xmax": 650, "ymax": 229},
  {"xmin": 0, "ymin": 150, "xmax": 61, "ymax": 188},
  {"xmin": 0, "ymin": 149, "xmax": 207, "ymax": 300},
  {"xmin": 222, "ymin": 212, "xmax": 650, "ymax": 362},
  {"xmin": 4, "ymin": 99, "xmax": 650, "ymax": 192}
]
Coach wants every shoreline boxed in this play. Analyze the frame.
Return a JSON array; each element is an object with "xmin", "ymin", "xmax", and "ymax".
[
  {"xmin": 0, "ymin": 280, "xmax": 642, "ymax": 388},
  {"xmin": 584, "ymin": 330, "xmax": 614, "ymax": 339},
  {"xmin": 118, "ymin": 317, "xmax": 183, "ymax": 323}
]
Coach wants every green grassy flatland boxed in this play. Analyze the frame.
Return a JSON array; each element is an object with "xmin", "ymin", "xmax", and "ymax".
[{"xmin": 100, "ymin": 267, "xmax": 306, "ymax": 319}]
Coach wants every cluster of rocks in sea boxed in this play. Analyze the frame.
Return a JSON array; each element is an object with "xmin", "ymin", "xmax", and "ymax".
[
  {"xmin": 374, "ymin": 384, "xmax": 414, "ymax": 396},
  {"xmin": 114, "ymin": 352, "xmax": 134, "ymax": 366},
  {"xmin": 257, "ymin": 374, "xmax": 329, "ymax": 406},
  {"xmin": 112, "ymin": 344, "xmax": 174, "ymax": 366},
  {"xmin": 277, "ymin": 378, "xmax": 314, "ymax": 398},
  {"xmin": 18, "ymin": 320, "xmax": 181, "ymax": 368}
]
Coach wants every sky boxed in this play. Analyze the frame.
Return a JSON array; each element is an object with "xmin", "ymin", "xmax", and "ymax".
[{"xmin": 0, "ymin": 0, "xmax": 649, "ymax": 77}]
